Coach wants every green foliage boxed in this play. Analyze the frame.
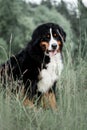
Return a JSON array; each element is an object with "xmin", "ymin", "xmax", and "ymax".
[
  {"xmin": 56, "ymin": 0, "xmax": 70, "ymax": 18},
  {"xmin": 41, "ymin": 0, "xmax": 52, "ymax": 9}
]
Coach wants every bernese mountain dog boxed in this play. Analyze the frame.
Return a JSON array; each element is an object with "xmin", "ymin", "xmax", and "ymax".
[{"xmin": 0, "ymin": 23, "xmax": 66, "ymax": 110}]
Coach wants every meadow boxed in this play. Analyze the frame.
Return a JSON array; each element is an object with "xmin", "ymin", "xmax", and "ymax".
[{"xmin": 0, "ymin": 45, "xmax": 87, "ymax": 130}]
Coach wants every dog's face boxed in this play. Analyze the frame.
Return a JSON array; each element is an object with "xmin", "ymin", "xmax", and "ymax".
[{"xmin": 32, "ymin": 23, "xmax": 66, "ymax": 56}]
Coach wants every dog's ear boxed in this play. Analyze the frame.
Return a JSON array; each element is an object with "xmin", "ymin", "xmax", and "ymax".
[
  {"xmin": 32, "ymin": 29, "xmax": 39, "ymax": 40},
  {"xmin": 57, "ymin": 25, "xmax": 66, "ymax": 42},
  {"xmin": 31, "ymin": 27, "xmax": 41, "ymax": 46},
  {"xmin": 32, "ymin": 25, "xmax": 42, "ymax": 40}
]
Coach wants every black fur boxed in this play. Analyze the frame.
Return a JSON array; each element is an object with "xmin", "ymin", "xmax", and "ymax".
[{"xmin": 0, "ymin": 23, "xmax": 66, "ymax": 99}]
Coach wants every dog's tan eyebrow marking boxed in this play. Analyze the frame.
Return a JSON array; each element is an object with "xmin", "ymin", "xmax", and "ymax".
[
  {"xmin": 46, "ymin": 34, "xmax": 50, "ymax": 38},
  {"xmin": 53, "ymin": 33, "xmax": 57, "ymax": 37}
]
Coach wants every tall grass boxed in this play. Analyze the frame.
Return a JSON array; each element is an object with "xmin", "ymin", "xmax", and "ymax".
[{"xmin": 0, "ymin": 43, "xmax": 87, "ymax": 130}]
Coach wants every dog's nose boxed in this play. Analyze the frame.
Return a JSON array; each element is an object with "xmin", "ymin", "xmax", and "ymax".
[{"xmin": 52, "ymin": 43, "xmax": 57, "ymax": 50}]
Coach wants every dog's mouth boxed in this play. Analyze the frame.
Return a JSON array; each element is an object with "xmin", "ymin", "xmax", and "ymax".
[{"xmin": 46, "ymin": 49, "xmax": 58, "ymax": 57}]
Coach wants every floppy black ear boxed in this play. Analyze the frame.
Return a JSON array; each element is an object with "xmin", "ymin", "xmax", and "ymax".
[
  {"xmin": 57, "ymin": 25, "xmax": 66, "ymax": 42},
  {"xmin": 32, "ymin": 28, "xmax": 39, "ymax": 40},
  {"xmin": 31, "ymin": 27, "xmax": 42, "ymax": 46},
  {"xmin": 28, "ymin": 30, "xmax": 39, "ymax": 47}
]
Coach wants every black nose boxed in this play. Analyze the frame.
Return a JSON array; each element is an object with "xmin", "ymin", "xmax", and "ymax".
[{"xmin": 52, "ymin": 43, "xmax": 57, "ymax": 50}]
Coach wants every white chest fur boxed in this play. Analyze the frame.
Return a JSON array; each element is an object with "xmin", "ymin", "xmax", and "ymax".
[{"xmin": 37, "ymin": 53, "xmax": 63, "ymax": 93}]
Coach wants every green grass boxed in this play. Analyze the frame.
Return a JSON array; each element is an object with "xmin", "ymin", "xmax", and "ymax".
[{"xmin": 0, "ymin": 49, "xmax": 87, "ymax": 130}]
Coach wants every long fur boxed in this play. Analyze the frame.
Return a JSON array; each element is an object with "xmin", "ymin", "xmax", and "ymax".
[{"xmin": 0, "ymin": 23, "xmax": 66, "ymax": 102}]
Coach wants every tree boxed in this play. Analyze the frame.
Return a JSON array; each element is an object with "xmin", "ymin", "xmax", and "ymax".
[
  {"xmin": 78, "ymin": 0, "xmax": 87, "ymax": 58},
  {"xmin": 0, "ymin": 0, "xmax": 33, "ymax": 54},
  {"xmin": 41, "ymin": 0, "xmax": 52, "ymax": 9}
]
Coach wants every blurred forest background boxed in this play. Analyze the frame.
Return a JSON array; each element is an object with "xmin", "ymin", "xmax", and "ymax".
[{"xmin": 0, "ymin": 0, "xmax": 87, "ymax": 63}]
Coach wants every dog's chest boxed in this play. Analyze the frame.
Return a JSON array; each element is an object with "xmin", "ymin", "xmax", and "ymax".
[{"xmin": 37, "ymin": 53, "xmax": 63, "ymax": 93}]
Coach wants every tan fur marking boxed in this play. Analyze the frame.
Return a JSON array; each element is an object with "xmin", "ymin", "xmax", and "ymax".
[
  {"xmin": 58, "ymin": 41, "xmax": 61, "ymax": 45},
  {"xmin": 48, "ymin": 92, "xmax": 57, "ymax": 110},
  {"xmin": 23, "ymin": 97, "xmax": 34, "ymax": 108},
  {"xmin": 57, "ymin": 41, "xmax": 62, "ymax": 52},
  {"xmin": 41, "ymin": 93, "xmax": 49, "ymax": 109},
  {"xmin": 41, "ymin": 92, "xmax": 57, "ymax": 110},
  {"xmin": 40, "ymin": 42, "xmax": 49, "ymax": 51},
  {"xmin": 47, "ymin": 34, "xmax": 50, "ymax": 38},
  {"xmin": 53, "ymin": 33, "xmax": 57, "ymax": 37}
]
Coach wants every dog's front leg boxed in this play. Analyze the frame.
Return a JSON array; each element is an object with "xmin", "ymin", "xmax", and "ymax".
[{"xmin": 41, "ymin": 91, "xmax": 57, "ymax": 110}]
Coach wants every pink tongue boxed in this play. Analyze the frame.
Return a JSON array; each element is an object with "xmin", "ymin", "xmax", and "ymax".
[{"xmin": 49, "ymin": 50, "xmax": 57, "ymax": 57}]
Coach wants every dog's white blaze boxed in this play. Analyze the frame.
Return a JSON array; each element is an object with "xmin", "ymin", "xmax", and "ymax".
[
  {"xmin": 37, "ymin": 53, "xmax": 63, "ymax": 93},
  {"xmin": 48, "ymin": 28, "xmax": 59, "ymax": 50}
]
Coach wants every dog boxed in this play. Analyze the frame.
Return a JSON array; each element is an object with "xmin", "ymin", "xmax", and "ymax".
[{"xmin": 0, "ymin": 23, "xmax": 66, "ymax": 110}]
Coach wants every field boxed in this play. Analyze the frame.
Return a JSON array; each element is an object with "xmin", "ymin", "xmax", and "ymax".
[{"xmin": 0, "ymin": 47, "xmax": 87, "ymax": 130}]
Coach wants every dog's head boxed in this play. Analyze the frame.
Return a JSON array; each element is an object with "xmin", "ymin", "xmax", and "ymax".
[{"xmin": 31, "ymin": 23, "xmax": 66, "ymax": 57}]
